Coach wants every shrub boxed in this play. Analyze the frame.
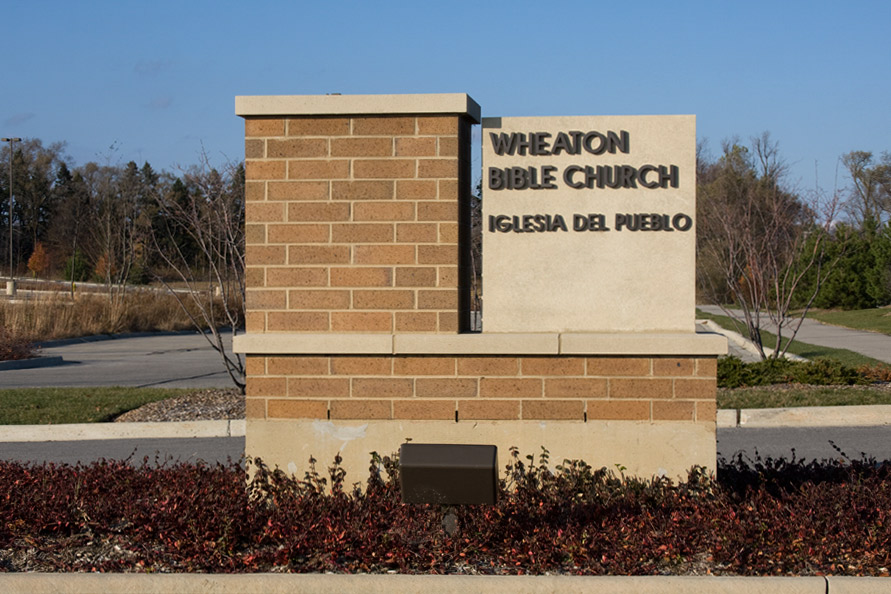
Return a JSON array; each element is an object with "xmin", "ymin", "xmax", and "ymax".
[
  {"xmin": 0, "ymin": 326, "xmax": 34, "ymax": 361},
  {"xmin": 718, "ymin": 356, "xmax": 866, "ymax": 388},
  {"xmin": 1, "ymin": 452, "xmax": 890, "ymax": 575}
]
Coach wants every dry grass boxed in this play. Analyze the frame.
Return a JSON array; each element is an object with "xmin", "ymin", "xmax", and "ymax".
[{"xmin": 0, "ymin": 290, "xmax": 203, "ymax": 343}]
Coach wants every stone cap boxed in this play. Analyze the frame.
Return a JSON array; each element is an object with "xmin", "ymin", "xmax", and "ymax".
[
  {"xmin": 235, "ymin": 93, "xmax": 481, "ymax": 123},
  {"xmin": 233, "ymin": 332, "xmax": 728, "ymax": 356}
]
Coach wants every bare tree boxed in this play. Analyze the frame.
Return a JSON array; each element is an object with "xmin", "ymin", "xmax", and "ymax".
[
  {"xmin": 841, "ymin": 150, "xmax": 891, "ymax": 225},
  {"xmin": 697, "ymin": 134, "xmax": 841, "ymax": 360},
  {"xmin": 151, "ymin": 157, "xmax": 246, "ymax": 392}
]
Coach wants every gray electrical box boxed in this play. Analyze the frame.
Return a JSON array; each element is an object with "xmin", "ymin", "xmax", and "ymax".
[{"xmin": 399, "ymin": 443, "xmax": 498, "ymax": 505}]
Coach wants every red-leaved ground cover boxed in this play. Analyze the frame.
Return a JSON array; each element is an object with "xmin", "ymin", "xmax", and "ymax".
[{"xmin": 1, "ymin": 449, "xmax": 889, "ymax": 575}]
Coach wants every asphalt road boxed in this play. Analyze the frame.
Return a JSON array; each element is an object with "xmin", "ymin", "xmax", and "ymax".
[
  {"xmin": 1, "ymin": 331, "xmax": 236, "ymax": 389},
  {"xmin": 3, "ymin": 427, "xmax": 890, "ymax": 467}
]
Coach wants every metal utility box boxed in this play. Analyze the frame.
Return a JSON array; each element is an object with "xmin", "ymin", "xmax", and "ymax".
[{"xmin": 399, "ymin": 443, "xmax": 498, "ymax": 505}]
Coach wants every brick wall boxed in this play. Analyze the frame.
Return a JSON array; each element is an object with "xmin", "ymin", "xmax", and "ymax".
[
  {"xmin": 244, "ymin": 114, "xmax": 472, "ymax": 334},
  {"xmin": 245, "ymin": 355, "xmax": 717, "ymax": 423}
]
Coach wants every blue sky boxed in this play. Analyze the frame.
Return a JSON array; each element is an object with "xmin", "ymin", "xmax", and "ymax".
[{"xmin": 2, "ymin": 0, "xmax": 888, "ymax": 193}]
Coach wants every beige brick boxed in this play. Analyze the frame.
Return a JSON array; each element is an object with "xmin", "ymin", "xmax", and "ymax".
[
  {"xmin": 438, "ymin": 267, "xmax": 459, "ymax": 288},
  {"xmin": 695, "ymin": 401, "xmax": 717, "ymax": 423},
  {"xmin": 480, "ymin": 378, "xmax": 542, "ymax": 398},
  {"xmin": 457, "ymin": 357, "xmax": 519, "ymax": 376},
  {"xmin": 395, "ymin": 137, "xmax": 436, "ymax": 156},
  {"xmin": 288, "ymin": 160, "xmax": 350, "ymax": 180},
  {"xmin": 396, "ymin": 180, "xmax": 437, "ymax": 200},
  {"xmin": 245, "ymin": 160, "xmax": 286, "ymax": 181},
  {"xmin": 352, "ymin": 117, "xmax": 414, "ymax": 136},
  {"xmin": 331, "ymin": 312, "xmax": 392, "ymax": 332},
  {"xmin": 245, "ymin": 398, "xmax": 266, "ymax": 419},
  {"xmin": 267, "ymin": 181, "xmax": 329, "ymax": 201},
  {"xmin": 353, "ymin": 201, "xmax": 415, "ymax": 222},
  {"xmin": 416, "ymin": 117, "xmax": 456, "ymax": 135},
  {"xmin": 266, "ymin": 312, "xmax": 329, "ymax": 332},
  {"xmin": 545, "ymin": 378, "xmax": 608, "ymax": 399},
  {"xmin": 331, "ymin": 223, "xmax": 393, "ymax": 243},
  {"xmin": 353, "ymin": 290, "xmax": 415, "ymax": 310},
  {"xmin": 587, "ymin": 357, "xmax": 651, "ymax": 377},
  {"xmin": 610, "ymin": 378, "xmax": 673, "ymax": 399},
  {"xmin": 245, "ymin": 139, "xmax": 264, "ymax": 159},
  {"xmin": 674, "ymin": 379, "xmax": 717, "ymax": 399},
  {"xmin": 438, "ymin": 312, "xmax": 459, "ymax": 332},
  {"xmin": 245, "ymin": 118, "xmax": 284, "ymax": 137},
  {"xmin": 458, "ymin": 400, "xmax": 519, "ymax": 420},
  {"xmin": 288, "ymin": 246, "xmax": 350, "ymax": 265},
  {"xmin": 438, "ymin": 179, "xmax": 459, "ymax": 200},
  {"xmin": 245, "ymin": 356, "xmax": 266, "ymax": 376},
  {"xmin": 267, "ymin": 224, "xmax": 330, "ymax": 244},
  {"xmin": 288, "ymin": 377, "xmax": 349, "ymax": 398},
  {"xmin": 245, "ymin": 181, "xmax": 265, "ymax": 202},
  {"xmin": 522, "ymin": 357, "xmax": 585, "ymax": 376},
  {"xmin": 266, "ymin": 267, "xmax": 328, "ymax": 287},
  {"xmin": 653, "ymin": 400, "xmax": 695, "ymax": 421},
  {"xmin": 394, "ymin": 400, "xmax": 455, "ymax": 420},
  {"xmin": 245, "ymin": 267, "xmax": 265, "ymax": 288},
  {"xmin": 417, "ymin": 201, "xmax": 458, "ymax": 221},
  {"xmin": 267, "ymin": 357, "xmax": 329, "ymax": 376},
  {"xmin": 395, "ymin": 267, "xmax": 437, "ymax": 287},
  {"xmin": 653, "ymin": 358, "xmax": 695, "ymax": 377},
  {"xmin": 438, "ymin": 137, "xmax": 458, "ymax": 157},
  {"xmin": 393, "ymin": 357, "xmax": 456, "ymax": 376},
  {"xmin": 246, "ymin": 246, "xmax": 286, "ymax": 266},
  {"xmin": 330, "ymin": 399, "xmax": 391, "ymax": 420},
  {"xmin": 247, "ymin": 377, "xmax": 286, "ymax": 397},
  {"xmin": 352, "ymin": 378, "xmax": 413, "ymax": 398},
  {"xmin": 418, "ymin": 245, "xmax": 457, "ymax": 265},
  {"xmin": 245, "ymin": 289, "xmax": 286, "ymax": 309},
  {"xmin": 586, "ymin": 400, "xmax": 650, "ymax": 421},
  {"xmin": 288, "ymin": 290, "xmax": 351, "ymax": 310},
  {"xmin": 331, "ymin": 180, "xmax": 394, "ymax": 201},
  {"xmin": 246, "ymin": 202, "xmax": 285, "ymax": 223},
  {"xmin": 245, "ymin": 224, "xmax": 266, "ymax": 244},
  {"xmin": 438, "ymin": 223, "xmax": 459, "ymax": 244},
  {"xmin": 396, "ymin": 223, "xmax": 438, "ymax": 243},
  {"xmin": 331, "ymin": 357, "xmax": 392, "ymax": 376},
  {"xmin": 696, "ymin": 358, "xmax": 718, "ymax": 378},
  {"xmin": 418, "ymin": 159, "xmax": 458, "ymax": 179},
  {"xmin": 418, "ymin": 290, "xmax": 457, "ymax": 310},
  {"xmin": 267, "ymin": 399, "xmax": 327, "ymax": 419},
  {"xmin": 353, "ymin": 245, "xmax": 415, "ymax": 265},
  {"xmin": 245, "ymin": 312, "xmax": 265, "ymax": 332},
  {"xmin": 330, "ymin": 267, "xmax": 392, "ymax": 287},
  {"xmin": 353, "ymin": 159, "xmax": 415, "ymax": 179},
  {"xmin": 522, "ymin": 400, "xmax": 584, "ymax": 420},
  {"xmin": 287, "ymin": 117, "xmax": 350, "ymax": 136},
  {"xmin": 267, "ymin": 138, "xmax": 327, "ymax": 158},
  {"xmin": 330, "ymin": 137, "xmax": 393, "ymax": 157},
  {"xmin": 395, "ymin": 312, "xmax": 438, "ymax": 332},
  {"xmin": 416, "ymin": 378, "xmax": 477, "ymax": 398},
  {"xmin": 287, "ymin": 202, "xmax": 350, "ymax": 222}
]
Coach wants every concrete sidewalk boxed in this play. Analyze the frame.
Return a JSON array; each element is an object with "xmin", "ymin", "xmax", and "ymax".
[{"xmin": 697, "ymin": 305, "xmax": 891, "ymax": 364}]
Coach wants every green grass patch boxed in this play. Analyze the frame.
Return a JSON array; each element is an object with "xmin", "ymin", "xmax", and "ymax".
[
  {"xmin": 808, "ymin": 307, "xmax": 891, "ymax": 336},
  {"xmin": 696, "ymin": 308, "xmax": 886, "ymax": 367},
  {"xmin": 718, "ymin": 384, "xmax": 891, "ymax": 409},
  {"xmin": 0, "ymin": 387, "xmax": 191, "ymax": 425}
]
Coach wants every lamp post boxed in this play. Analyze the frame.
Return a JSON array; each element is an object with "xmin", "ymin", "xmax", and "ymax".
[{"xmin": 2, "ymin": 137, "xmax": 21, "ymax": 297}]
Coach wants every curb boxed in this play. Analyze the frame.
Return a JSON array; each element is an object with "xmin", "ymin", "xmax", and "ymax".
[
  {"xmin": 697, "ymin": 319, "xmax": 807, "ymax": 362},
  {"xmin": 4, "ymin": 574, "xmax": 887, "ymax": 594},
  {"xmin": 2, "ymin": 404, "xmax": 889, "ymax": 443},
  {"xmin": 0, "ymin": 355, "xmax": 65, "ymax": 371},
  {"xmin": 0, "ymin": 419, "xmax": 246, "ymax": 442},
  {"xmin": 716, "ymin": 404, "xmax": 891, "ymax": 428}
]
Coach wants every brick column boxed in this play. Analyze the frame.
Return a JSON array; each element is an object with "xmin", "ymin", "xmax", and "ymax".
[{"xmin": 241, "ymin": 96, "xmax": 474, "ymax": 335}]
